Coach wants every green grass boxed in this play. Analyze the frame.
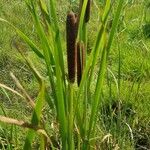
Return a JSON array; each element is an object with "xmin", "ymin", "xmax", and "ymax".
[{"xmin": 0, "ymin": 0, "xmax": 150, "ymax": 149}]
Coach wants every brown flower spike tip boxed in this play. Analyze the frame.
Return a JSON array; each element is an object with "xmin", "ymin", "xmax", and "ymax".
[
  {"xmin": 66, "ymin": 11, "xmax": 77, "ymax": 83},
  {"xmin": 77, "ymin": 42, "xmax": 85, "ymax": 86},
  {"xmin": 80, "ymin": 0, "xmax": 91, "ymax": 23}
]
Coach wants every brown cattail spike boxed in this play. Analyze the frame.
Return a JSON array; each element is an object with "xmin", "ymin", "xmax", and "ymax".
[
  {"xmin": 66, "ymin": 11, "xmax": 77, "ymax": 83},
  {"xmin": 77, "ymin": 42, "xmax": 85, "ymax": 86},
  {"xmin": 80, "ymin": 0, "xmax": 91, "ymax": 23},
  {"xmin": 85, "ymin": 0, "xmax": 91, "ymax": 23}
]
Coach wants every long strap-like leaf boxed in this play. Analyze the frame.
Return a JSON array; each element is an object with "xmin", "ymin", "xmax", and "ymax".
[{"xmin": 0, "ymin": 18, "xmax": 44, "ymax": 59}]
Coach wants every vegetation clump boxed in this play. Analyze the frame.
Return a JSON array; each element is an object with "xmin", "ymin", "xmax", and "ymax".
[{"xmin": 0, "ymin": 0, "xmax": 150, "ymax": 149}]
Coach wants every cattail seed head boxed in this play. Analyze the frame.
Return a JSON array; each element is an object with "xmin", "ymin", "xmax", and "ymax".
[
  {"xmin": 77, "ymin": 42, "xmax": 85, "ymax": 86},
  {"xmin": 85, "ymin": 0, "xmax": 91, "ymax": 23},
  {"xmin": 80, "ymin": 0, "xmax": 91, "ymax": 23},
  {"xmin": 66, "ymin": 11, "xmax": 77, "ymax": 83}
]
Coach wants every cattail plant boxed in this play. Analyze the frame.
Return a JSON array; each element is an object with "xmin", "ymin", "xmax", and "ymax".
[
  {"xmin": 84, "ymin": 0, "xmax": 91, "ymax": 23},
  {"xmin": 77, "ymin": 42, "xmax": 85, "ymax": 86},
  {"xmin": 66, "ymin": 11, "xmax": 78, "ymax": 83},
  {"xmin": 80, "ymin": 0, "xmax": 91, "ymax": 23},
  {"xmin": 0, "ymin": 0, "xmax": 124, "ymax": 149}
]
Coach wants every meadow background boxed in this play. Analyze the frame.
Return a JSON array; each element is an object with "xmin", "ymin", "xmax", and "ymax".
[{"xmin": 0, "ymin": 0, "xmax": 150, "ymax": 149}]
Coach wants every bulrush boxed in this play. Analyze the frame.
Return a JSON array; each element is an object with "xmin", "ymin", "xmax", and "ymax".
[
  {"xmin": 80, "ymin": 0, "xmax": 91, "ymax": 23},
  {"xmin": 66, "ymin": 11, "xmax": 77, "ymax": 83},
  {"xmin": 77, "ymin": 42, "xmax": 85, "ymax": 86},
  {"xmin": 85, "ymin": 0, "xmax": 91, "ymax": 23}
]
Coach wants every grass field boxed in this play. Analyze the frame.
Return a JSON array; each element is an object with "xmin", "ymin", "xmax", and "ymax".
[{"xmin": 0, "ymin": 0, "xmax": 150, "ymax": 149}]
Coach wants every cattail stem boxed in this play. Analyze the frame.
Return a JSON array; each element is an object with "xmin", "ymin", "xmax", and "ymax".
[{"xmin": 66, "ymin": 11, "xmax": 78, "ymax": 83}]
